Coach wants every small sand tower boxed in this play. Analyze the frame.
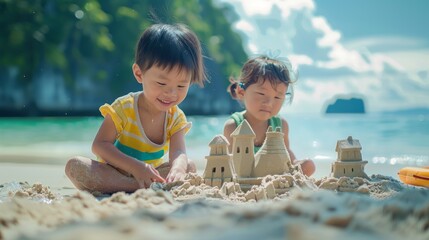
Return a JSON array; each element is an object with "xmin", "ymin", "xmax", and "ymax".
[
  {"xmin": 331, "ymin": 136, "xmax": 369, "ymax": 179},
  {"xmin": 253, "ymin": 126, "xmax": 293, "ymax": 177},
  {"xmin": 230, "ymin": 120, "xmax": 255, "ymax": 178},
  {"xmin": 203, "ymin": 135, "xmax": 236, "ymax": 187}
]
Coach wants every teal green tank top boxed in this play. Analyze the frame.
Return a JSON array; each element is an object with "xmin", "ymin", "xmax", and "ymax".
[{"xmin": 230, "ymin": 111, "xmax": 282, "ymax": 153}]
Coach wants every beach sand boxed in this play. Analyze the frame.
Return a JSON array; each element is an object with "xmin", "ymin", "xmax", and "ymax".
[{"xmin": 1, "ymin": 159, "xmax": 428, "ymax": 240}]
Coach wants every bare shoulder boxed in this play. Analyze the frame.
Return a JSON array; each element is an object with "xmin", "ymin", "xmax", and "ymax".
[
  {"xmin": 224, "ymin": 118, "xmax": 236, "ymax": 127},
  {"xmin": 280, "ymin": 117, "xmax": 289, "ymax": 127},
  {"xmin": 223, "ymin": 118, "xmax": 237, "ymax": 137},
  {"xmin": 280, "ymin": 118, "xmax": 290, "ymax": 133}
]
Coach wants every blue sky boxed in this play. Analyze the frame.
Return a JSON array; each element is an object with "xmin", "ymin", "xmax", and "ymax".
[{"xmin": 216, "ymin": 0, "xmax": 429, "ymax": 114}]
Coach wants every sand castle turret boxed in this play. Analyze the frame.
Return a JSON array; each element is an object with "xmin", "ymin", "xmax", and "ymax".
[
  {"xmin": 253, "ymin": 126, "xmax": 293, "ymax": 177},
  {"xmin": 331, "ymin": 136, "xmax": 369, "ymax": 179},
  {"xmin": 203, "ymin": 135, "xmax": 236, "ymax": 187},
  {"xmin": 230, "ymin": 120, "xmax": 255, "ymax": 178}
]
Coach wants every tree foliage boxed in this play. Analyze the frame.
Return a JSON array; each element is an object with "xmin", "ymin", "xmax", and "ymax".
[{"xmin": 0, "ymin": 0, "xmax": 247, "ymax": 97}]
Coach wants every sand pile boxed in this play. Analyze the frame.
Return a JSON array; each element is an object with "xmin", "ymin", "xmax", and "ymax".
[
  {"xmin": 1, "ymin": 173, "xmax": 428, "ymax": 240},
  {"xmin": 164, "ymin": 172, "xmax": 406, "ymax": 202}
]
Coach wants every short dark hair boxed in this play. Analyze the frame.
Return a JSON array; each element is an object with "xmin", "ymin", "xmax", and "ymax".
[{"xmin": 135, "ymin": 23, "xmax": 206, "ymax": 86}]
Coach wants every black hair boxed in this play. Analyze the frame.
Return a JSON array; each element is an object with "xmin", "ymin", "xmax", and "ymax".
[{"xmin": 135, "ymin": 23, "xmax": 206, "ymax": 86}]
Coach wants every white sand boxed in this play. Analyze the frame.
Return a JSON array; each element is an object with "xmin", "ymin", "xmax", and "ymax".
[{"xmin": 1, "ymin": 163, "xmax": 429, "ymax": 240}]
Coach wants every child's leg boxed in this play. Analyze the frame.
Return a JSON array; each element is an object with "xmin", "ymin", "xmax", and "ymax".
[
  {"xmin": 65, "ymin": 156, "xmax": 139, "ymax": 194},
  {"xmin": 294, "ymin": 159, "xmax": 316, "ymax": 177}
]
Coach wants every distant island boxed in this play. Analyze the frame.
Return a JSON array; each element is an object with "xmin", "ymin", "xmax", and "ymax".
[{"xmin": 325, "ymin": 97, "xmax": 366, "ymax": 114}]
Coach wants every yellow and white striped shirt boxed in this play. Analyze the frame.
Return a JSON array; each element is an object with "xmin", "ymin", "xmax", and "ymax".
[{"xmin": 98, "ymin": 92, "xmax": 191, "ymax": 167}]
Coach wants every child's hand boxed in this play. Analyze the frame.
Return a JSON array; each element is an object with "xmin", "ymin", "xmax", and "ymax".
[
  {"xmin": 133, "ymin": 162, "xmax": 165, "ymax": 188},
  {"xmin": 166, "ymin": 167, "xmax": 186, "ymax": 183}
]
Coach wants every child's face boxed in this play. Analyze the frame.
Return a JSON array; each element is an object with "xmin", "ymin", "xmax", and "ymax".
[
  {"xmin": 135, "ymin": 64, "xmax": 191, "ymax": 112},
  {"xmin": 240, "ymin": 79, "xmax": 287, "ymax": 121}
]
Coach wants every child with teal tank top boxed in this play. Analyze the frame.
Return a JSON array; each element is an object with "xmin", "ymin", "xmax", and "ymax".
[
  {"xmin": 65, "ymin": 23, "xmax": 207, "ymax": 194},
  {"xmin": 224, "ymin": 55, "xmax": 315, "ymax": 177}
]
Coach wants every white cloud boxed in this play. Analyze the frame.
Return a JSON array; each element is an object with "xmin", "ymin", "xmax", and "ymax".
[
  {"xmin": 219, "ymin": 0, "xmax": 315, "ymax": 55},
  {"xmin": 316, "ymin": 45, "xmax": 372, "ymax": 72},
  {"xmin": 344, "ymin": 36, "xmax": 429, "ymax": 72},
  {"xmin": 346, "ymin": 36, "xmax": 426, "ymax": 50},
  {"xmin": 234, "ymin": 0, "xmax": 314, "ymax": 17},
  {"xmin": 247, "ymin": 43, "xmax": 258, "ymax": 53},
  {"xmin": 311, "ymin": 17, "xmax": 341, "ymax": 47},
  {"xmin": 377, "ymin": 49, "xmax": 429, "ymax": 72},
  {"xmin": 289, "ymin": 54, "xmax": 313, "ymax": 66},
  {"xmin": 284, "ymin": 75, "xmax": 377, "ymax": 114},
  {"xmin": 310, "ymin": 17, "xmax": 402, "ymax": 74},
  {"xmin": 235, "ymin": 20, "xmax": 254, "ymax": 33},
  {"xmin": 239, "ymin": 1, "xmax": 274, "ymax": 15}
]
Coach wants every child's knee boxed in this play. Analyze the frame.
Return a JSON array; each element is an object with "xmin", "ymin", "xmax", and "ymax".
[
  {"xmin": 187, "ymin": 160, "xmax": 196, "ymax": 173},
  {"xmin": 64, "ymin": 156, "xmax": 92, "ymax": 190},
  {"xmin": 65, "ymin": 156, "xmax": 81, "ymax": 177},
  {"xmin": 302, "ymin": 159, "xmax": 315, "ymax": 177}
]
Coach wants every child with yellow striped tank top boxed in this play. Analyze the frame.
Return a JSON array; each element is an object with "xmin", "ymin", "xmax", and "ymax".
[{"xmin": 65, "ymin": 23, "xmax": 206, "ymax": 194}]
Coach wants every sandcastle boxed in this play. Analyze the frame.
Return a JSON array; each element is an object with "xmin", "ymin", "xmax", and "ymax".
[
  {"xmin": 202, "ymin": 119, "xmax": 300, "ymax": 191},
  {"xmin": 202, "ymin": 120, "xmax": 370, "ymax": 193},
  {"xmin": 331, "ymin": 136, "xmax": 369, "ymax": 179}
]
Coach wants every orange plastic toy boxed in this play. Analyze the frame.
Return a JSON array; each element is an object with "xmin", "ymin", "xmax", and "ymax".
[{"xmin": 397, "ymin": 166, "xmax": 429, "ymax": 188}]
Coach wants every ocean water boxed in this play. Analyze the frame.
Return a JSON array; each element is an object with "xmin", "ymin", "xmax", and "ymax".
[{"xmin": 0, "ymin": 113, "xmax": 428, "ymax": 179}]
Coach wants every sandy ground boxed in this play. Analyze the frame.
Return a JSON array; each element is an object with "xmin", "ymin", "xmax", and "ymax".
[
  {"xmin": 1, "ymin": 159, "xmax": 428, "ymax": 240},
  {"xmin": 0, "ymin": 163, "xmax": 78, "ymax": 197}
]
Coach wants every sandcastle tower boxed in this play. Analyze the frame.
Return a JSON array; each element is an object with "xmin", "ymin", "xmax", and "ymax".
[
  {"xmin": 231, "ymin": 120, "xmax": 255, "ymax": 178},
  {"xmin": 203, "ymin": 135, "xmax": 236, "ymax": 187},
  {"xmin": 331, "ymin": 136, "xmax": 369, "ymax": 178},
  {"xmin": 253, "ymin": 126, "xmax": 293, "ymax": 177}
]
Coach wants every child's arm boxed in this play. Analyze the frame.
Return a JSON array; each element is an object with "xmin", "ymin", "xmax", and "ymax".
[
  {"xmin": 281, "ymin": 118, "xmax": 297, "ymax": 163},
  {"xmin": 166, "ymin": 128, "xmax": 189, "ymax": 182},
  {"xmin": 282, "ymin": 118, "xmax": 316, "ymax": 176},
  {"xmin": 223, "ymin": 118, "xmax": 237, "ymax": 153},
  {"xmin": 92, "ymin": 114, "xmax": 165, "ymax": 188}
]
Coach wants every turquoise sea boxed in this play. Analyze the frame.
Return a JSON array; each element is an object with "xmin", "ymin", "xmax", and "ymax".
[{"xmin": 1, "ymin": 113, "xmax": 428, "ymax": 179}]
